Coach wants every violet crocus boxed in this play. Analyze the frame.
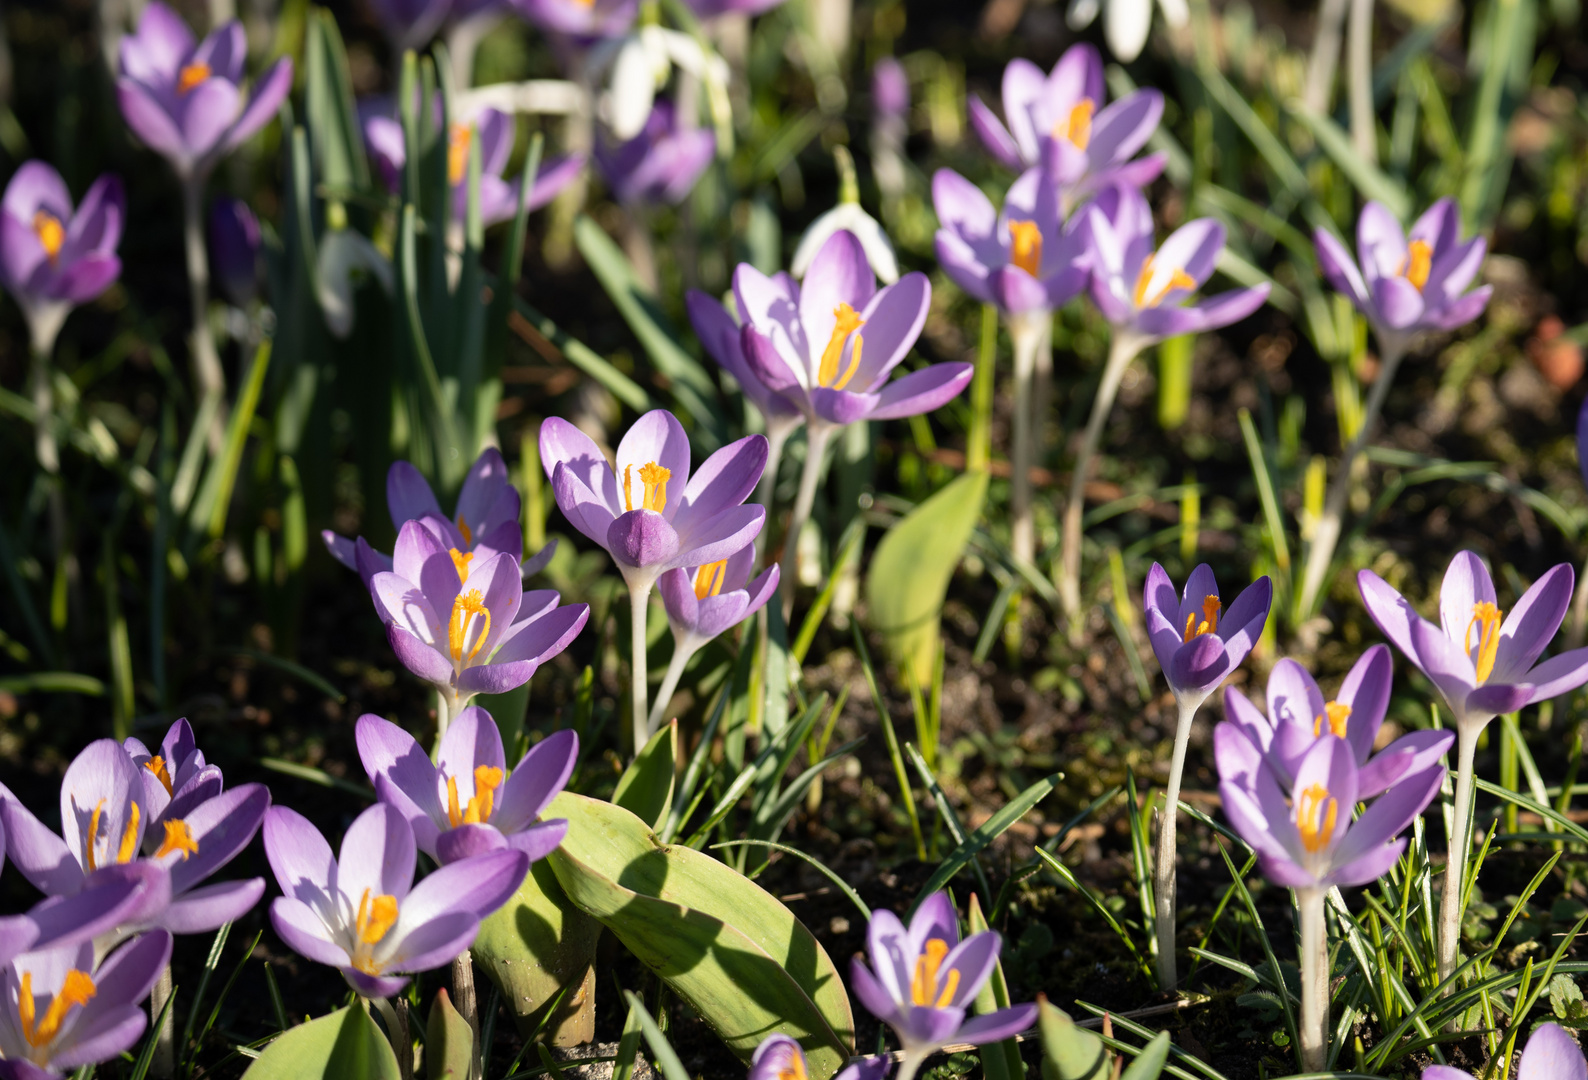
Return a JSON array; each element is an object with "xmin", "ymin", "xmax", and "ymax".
[
  {"xmin": 595, "ymin": 102, "xmax": 715, "ymax": 207},
  {"xmin": 1215, "ymin": 646, "xmax": 1454, "ymax": 799},
  {"xmin": 509, "ymin": 0, "xmax": 636, "ymax": 38},
  {"xmin": 123, "ymin": 717, "xmax": 222, "ymax": 839},
  {"xmin": 1424, "ymin": 1022, "xmax": 1584, "ymax": 1080},
  {"xmin": 1359, "ymin": 551, "xmax": 1588, "ymax": 987},
  {"xmin": 0, "ymin": 930, "xmax": 172, "ymax": 1080},
  {"xmin": 324, "ymin": 448, "xmax": 554, "ymax": 584},
  {"xmin": 263, "ymin": 803, "xmax": 527, "ymax": 998},
  {"xmin": 368, "ymin": 522, "xmax": 590, "ymax": 730},
  {"xmin": 1219, "ymin": 738, "xmax": 1442, "ymax": 1070},
  {"xmin": 0, "ymin": 740, "xmax": 268, "ymax": 943},
  {"xmin": 968, "ymin": 44, "xmax": 1166, "ymax": 210},
  {"xmin": 649, "ymin": 546, "xmax": 779, "ymax": 733},
  {"xmin": 1141, "ymin": 561, "xmax": 1271, "ymax": 991},
  {"xmin": 208, "ymin": 197, "xmax": 261, "ymax": 306},
  {"xmin": 850, "ymin": 893, "xmax": 1035, "ymax": 1080},
  {"xmin": 356, "ymin": 708, "xmax": 575, "ymax": 865},
  {"xmin": 749, "ymin": 1035, "xmax": 890, "ymax": 1080},
  {"xmin": 540, "ymin": 410, "xmax": 767, "ymax": 750}
]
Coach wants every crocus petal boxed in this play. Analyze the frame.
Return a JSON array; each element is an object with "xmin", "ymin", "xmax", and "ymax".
[
  {"xmin": 850, "ymin": 958, "xmax": 904, "ymax": 1025},
  {"xmin": 435, "ymin": 824, "xmax": 510, "ymax": 863},
  {"xmin": 167, "ymin": 782, "xmax": 269, "ymax": 895},
  {"xmin": 117, "ymin": 79, "xmax": 189, "ymax": 162},
  {"xmin": 668, "ymin": 503, "xmax": 765, "ymax": 570},
  {"xmin": 223, "ymin": 57, "xmax": 293, "ymax": 152},
  {"xmin": 49, "ymin": 1006, "xmax": 148, "ymax": 1071},
  {"xmin": 1333, "ymin": 765, "xmax": 1441, "ymax": 869},
  {"xmin": 1358, "ymin": 730, "xmax": 1454, "ymax": 798},
  {"xmin": 488, "ymin": 603, "xmax": 589, "ymax": 670},
  {"xmin": 119, "ymin": 3, "xmax": 195, "ymax": 84},
  {"xmin": 1357, "ymin": 201, "xmax": 1408, "ymax": 281},
  {"xmin": 955, "ymin": 1003, "xmax": 1038, "ymax": 1046},
  {"xmin": 848, "ymin": 273, "xmax": 931, "ymax": 389},
  {"xmin": 178, "ymin": 77, "xmax": 243, "ymax": 160},
  {"xmin": 1326, "ymin": 837, "xmax": 1406, "ymax": 888},
  {"xmin": 493, "ymin": 730, "xmax": 578, "ymax": 833},
  {"xmin": 938, "ymin": 931, "xmax": 1000, "ymax": 1008},
  {"xmin": 0, "ymin": 799, "xmax": 84, "ymax": 896},
  {"xmin": 799, "ymin": 230, "xmax": 876, "ymax": 368},
  {"xmin": 269, "ymin": 897, "xmax": 350, "ymax": 967},
  {"xmin": 1338, "ymin": 644, "xmax": 1393, "ymax": 763},
  {"xmin": 1502, "ymin": 646, "xmax": 1588, "ymax": 709},
  {"xmin": 1314, "ymin": 227, "xmax": 1368, "ymax": 307},
  {"xmin": 614, "ymin": 410, "xmax": 692, "ymax": 519},
  {"xmin": 607, "ymin": 511, "xmax": 681, "ymax": 569},
  {"xmin": 262, "ymin": 807, "xmax": 336, "ymax": 906},
  {"xmin": 161, "ymin": 877, "xmax": 266, "ymax": 933},
  {"xmin": 54, "ymin": 254, "xmax": 122, "ymax": 304},
  {"xmin": 551, "ymin": 462, "xmax": 620, "ymax": 548},
  {"xmin": 999, "ymin": 58, "xmax": 1048, "ymax": 164},
  {"xmin": 388, "ymin": 461, "xmax": 445, "ymax": 528},
  {"xmin": 1169, "ymin": 634, "xmax": 1230, "ymax": 695},
  {"xmin": 504, "ymin": 819, "xmax": 570, "ymax": 862},
  {"xmin": 338, "ymin": 803, "xmax": 417, "ymax": 905},
  {"xmin": 811, "ymin": 387, "xmax": 881, "ymax": 426},
  {"xmin": 967, "ymin": 95, "xmax": 1023, "ymax": 170},
  {"xmin": 388, "ymin": 624, "xmax": 457, "ymax": 687},
  {"xmin": 1491, "ymin": 563, "xmax": 1573, "ymax": 683},
  {"xmin": 1358, "ymin": 570, "xmax": 1423, "ymax": 661},
  {"xmin": 673, "ymin": 435, "xmax": 767, "ymax": 536},
  {"xmin": 1370, "ymin": 275, "xmax": 1424, "ymax": 330},
  {"xmin": 1518, "ymin": 1023, "xmax": 1588, "ymax": 1080},
  {"xmin": 1212, "ymin": 720, "xmax": 1265, "ymax": 793},
  {"xmin": 400, "ymin": 848, "xmax": 527, "ymax": 925},
  {"xmin": 866, "ymin": 363, "xmax": 974, "ymax": 421},
  {"xmin": 1438, "ymin": 550, "xmax": 1497, "ymax": 646}
]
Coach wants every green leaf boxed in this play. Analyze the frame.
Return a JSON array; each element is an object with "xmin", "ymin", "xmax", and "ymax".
[
  {"xmin": 864, "ymin": 471, "xmax": 988, "ymax": 686},
  {"xmin": 968, "ymin": 894, "xmax": 1022, "ymax": 1080},
  {"xmin": 509, "ymin": 295, "xmax": 653, "ymax": 413},
  {"xmin": 912, "ymin": 769, "xmax": 1060, "ymax": 911},
  {"xmin": 191, "ymin": 339, "xmax": 272, "ymax": 540},
  {"xmin": 612, "ymin": 994, "xmax": 645, "ymax": 1080},
  {"xmin": 1119, "ymin": 1031, "xmax": 1171, "ymax": 1080},
  {"xmin": 613, "ymin": 719, "xmax": 678, "ymax": 831},
  {"xmin": 1286, "ymin": 102, "xmax": 1410, "ymax": 220},
  {"xmin": 241, "ymin": 1005, "xmax": 401, "ymax": 1080},
  {"xmin": 1038, "ymin": 997, "xmax": 1108, "ymax": 1080},
  {"xmin": 303, "ymin": 9, "xmax": 369, "ymax": 191},
  {"xmin": 0, "ymin": 672, "xmax": 103, "ymax": 695},
  {"xmin": 621, "ymin": 992, "xmax": 692, "ymax": 1080},
  {"xmin": 546, "ymin": 792, "xmax": 854, "ymax": 1075},
  {"xmin": 472, "ymin": 861, "xmax": 601, "ymax": 1046},
  {"xmin": 426, "ymin": 990, "xmax": 473, "ymax": 1080}
]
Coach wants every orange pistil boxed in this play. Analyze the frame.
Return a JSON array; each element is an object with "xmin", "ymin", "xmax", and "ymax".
[
  {"xmin": 1313, "ymin": 701, "xmax": 1352, "ymax": 739},
  {"xmin": 447, "ymin": 590, "xmax": 492, "ymax": 664},
  {"xmin": 1181, "ymin": 595, "xmax": 1221, "ymax": 643},
  {"xmin": 1399, "ymin": 239, "xmax": 1432, "ymax": 292},
  {"xmin": 1007, "ymin": 220, "xmax": 1043, "ymax": 278},
  {"xmin": 19, "ymin": 969, "xmax": 96, "ymax": 1051},
  {"xmin": 816, "ymin": 303, "xmax": 866, "ymax": 390},
  {"xmin": 117, "ymin": 803, "xmax": 141, "ymax": 864},
  {"xmin": 1051, "ymin": 99, "xmax": 1095, "ymax": 150},
  {"xmin": 777, "ymin": 1049, "xmax": 809, "ymax": 1080},
  {"xmin": 1296, "ymin": 783, "xmax": 1338, "ymax": 854},
  {"xmin": 450, "ymin": 548, "xmax": 474, "ymax": 583},
  {"xmin": 694, "ymin": 560, "xmax": 728, "ymax": 600},
  {"xmin": 1465, "ymin": 602, "xmax": 1504, "ymax": 684},
  {"xmin": 909, "ymin": 938, "xmax": 961, "ymax": 1008},
  {"xmin": 353, "ymin": 888, "xmax": 399, "ymax": 974},
  {"xmin": 176, "ymin": 61, "xmax": 211, "ymax": 95},
  {"xmin": 623, "ymin": 462, "xmax": 672, "ymax": 513},
  {"xmin": 448, "ymin": 124, "xmax": 472, "ymax": 187},
  {"xmin": 457, "ymin": 515, "xmax": 473, "ymax": 546},
  {"xmin": 155, "ymin": 819, "xmax": 198, "ymax": 861},
  {"xmin": 32, "ymin": 211, "xmax": 64, "ymax": 267},
  {"xmin": 1133, "ymin": 255, "xmax": 1197, "ymax": 309},
  {"xmin": 145, "ymin": 755, "xmax": 174, "ymax": 795},
  {"xmin": 445, "ymin": 765, "xmax": 505, "ymax": 828}
]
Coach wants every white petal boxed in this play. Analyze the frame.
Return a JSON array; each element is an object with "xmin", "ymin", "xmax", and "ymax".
[
  {"xmin": 1104, "ymin": 0, "xmax": 1153, "ymax": 61},
  {"xmin": 316, "ymin": 231, "xmax": 394, "ymax": 340},
  {"xmin": 607, "ymin": 36, "xmax": 657, "ymax": 140},
  {"xmin": 1067, "ymin": 0, "xmax": 1101, "ymax": 29},
  {"xmin": 789, "ymin": 204, "xmax": 898, "ymax": 284},
  {"xmin": 1157, "ymin": 0, "xmax": 1189, "ymax": 27}
]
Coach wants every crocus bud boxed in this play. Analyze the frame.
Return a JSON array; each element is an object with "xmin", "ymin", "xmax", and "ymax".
[
  {"xmin": 209, "ymin": 197, "xmax": 261, "ymax": 306},
  {"xmin": 871, "ymin": 58, "xmax": 909, "ymax": 121}
]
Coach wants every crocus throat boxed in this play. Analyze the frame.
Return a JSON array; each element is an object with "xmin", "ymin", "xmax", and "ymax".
[
  {"xmin": 909, "ymin": 937, "xmax": 960, "ymax": 1008},
  {"xmin": 83, "ymin": 799, "xmax": 141, "ymax": 872},
  {"xmin": 1313, "ymin": 701, "xmax": 1351, "ymax": 739},
  {"xmin": 622, "ymin": 462, "xmax": 671, "ymax": 513},
  {"xmin": 1398, "ymin": 239, "xmax": 1432, "ymax": 292},
  {"xmin": 450, "ymin": 548, "xmax": 474, "ymax": 582},
  {"xmin": 1465, "ymin": 602, "xmax": 1503, "ymax": 684},
  {"xmin": 816, "ymin": 303, "xmax": 866, "ymax": 390},
  {"xmin": 1051, "ymin": 98, "xmax": 1094, "ymax": 150},
  {"xmin": 448, "ymin": 124, "xmax": 472, "ymax": 187},
  {"xmin": 777, "ymin": 1049, "xmax": 809, "ymax": 1080},
  {"xmin": 445, "ymin": 765, "xmax": 505, "ymax": 828},
  {"xmin": 18, "ymin": 970, "xmax": 96, "ymax": 1056},
  {"xmin": 1181, "ymin": 595, "xmax": 1220, "ymax": 643},
  {"xmin": 145, "ymin": 755, "xmax": 174, "ymax": 795},
  {"xmin": 156, "ymin": 819, "xmax": 199, "ymax": 861},
  {"xmin": 693, "ymin": 560, "xmax": 728, "ymax": 600},
  {"xmin": 1133, "ymin": 255, "xmax": 1197, "ymax": 309},
  {"xmin": 31, "ymin": 211, "xmax": 64, "ymax": 267},
  {"xmin": 448, "ymin": 590, "xmax": 492, "ymax": 664},
  {"xmin": 1296, "ymin": 783, "xmax": 1338, "ymax": 854},
  {"xmin": 1007, "ymin": 220, "xmax": 1043, "ymax": 278},
  {"xmin": 176, "ymin": 61, "xmax": 211, "ymax": 95},
  {"xmin": 352, "ymin": 888, "xmax": 399, "ymax": 974}
]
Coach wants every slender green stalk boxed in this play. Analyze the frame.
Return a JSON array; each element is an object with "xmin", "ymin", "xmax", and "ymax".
[
  {"xmin": 1006, "ymin": 310, "xmax": 1046, "ymax": 566},
  {"xmin": 181, "ymin": 179, "xmax": 227, "ymax": 453},
  {"xmin": 966, "ymin": 305, "xmax": 997, "ymax": 472},
  {"xmin": 151, "ymin": 965, "xmax": 175, "ymax": 1077},
  {"xmin": 1298, "ymin": 886, "xmax": 1329, "ymax": 1072},
  {"xmin": 1438, "ymin": 723, "xmax": 1480, "ymax": 988},
  {"xmin": 779, "ymin": 424, "xmax": 832, "ymax": 619},
  {"xmin": 630, "ymin": 583, "xmax": 653, "ymax": 753},
  {"xmin": 1153, "ymin": 696, "xmax": 1200, "ymax": 990}
]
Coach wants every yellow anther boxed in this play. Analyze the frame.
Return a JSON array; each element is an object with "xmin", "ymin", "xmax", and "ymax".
[
  {"xmin": 778, "ymin": 1051, "xmax": 809, "ymax": 1080},
  {"xmin": 145, "ymin": 755, "xmax": 174, "ymax": 796},
  {"xmin": 817, "ymin": 303, "xmax": 867, "ymax": 390},
  {"xmin": 457, "ymin": 515, "xmax": 473, "ymax": 546},
  {"xmin": 1465, "ymin": 602, "xmax": 1504, "ymax": 684},
  {"xmin": 1051, "ymin": 98, "xmax": 1094, "ymax": 150},
  {"xmin": 1400, "ymin": 239, "xmax": 1432, "ymax": 291},
  {"xmin": 694, "ymin": 560, "xmax": 728, "ymax": 600},
  {"xmin": 84, "ymin": 800, "xmax": 105, "ymax": 872},
  {"xmin": 1181, "ymin": 595, "xmax": 1221, "ymax": 643},
  {"xmin": 624, "ymin": 462, "xmax": 671, "ymax": 513},
  {"xmin": 447, "ymin": 590, "xmax": 492, "ymax": 664},
  {"xmin": 155, "ymin": 819, "xmax": 198, "ymax": 861},
  {"xmin": 446, "ymin": 766, "xmax": 505, "ymax": 828},
  {"xmin": 117, "ymin": 802, "xmax": 141, "ymax": 864},
  {"xmin": 448, "ymin": 124, "xmax": 472, "ymax": 187},
  {"xmin": 1296, "ymin": 783, "xmax": 1338, "ymax": 854},
  {"xmin": 176, "ymin": 61, "xmax": 211, "ymax": 95},
  {"xmin": 355, "ymin": 888, "xmax": 399, "ymax": 946},
  {"xmin": 20, "ymin": 969, "xmax": 96, "ymax": 1050},
  {"xmin": 909, "ymin": 938, "xmax": 961, "ymax": 1008},
  {"xmin": 450, "ymin": 548, "xmax": 473, "ymax": 582},
  {"xmin": 1314, "ymin": 701, "xmax": 1352, "ymax": 739},
  {"xmin": 1007, "ymin": 220, "xmax": 1043, "ymax": 278},
  {"xmin": 1133, "ymin": 255, "xmax": 1198, "ymax": 309},
  {"xmin": 32, "ymin": 211, "xmax": 64, "ymax": 267}
]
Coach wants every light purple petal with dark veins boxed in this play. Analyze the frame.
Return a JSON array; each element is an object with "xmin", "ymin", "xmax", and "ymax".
[
  {"xmin": 607, "ymin": 511, "xmax": 680, "ymax": 569},
  {"xmin": 1358, "ymin": 570, "xmax": 1422, "ymax": 661},
  {"xmin": 551, "ymin": 462, "xmax": 619, "ymax": 548},
  {"xmin": 269, "ymin": 896, "xmax": 349, "ymax": 966},
  {"xmin": 388, "ymin": 624, "xmax": 455, "ymax": 687},
  {"xmin": 493, "ymin": 729, "xmax": 578, "ymax": 834},
  {"xmin": 1491, "ymin": 563, "xmax": 1573, "ymax": 683},
  {"xmin": 167, "ymin": 782, "xmax": 268, "ymax": 895},
  {"xmin": 0, "ymin": 799, "xmax": 83, "ymax": 896},
  {"xmin": 338, "ymin": 803, "xmax": 417, "ymax": 904},
  {"xmin": 799, "ymin": 231, "xmax": 876, "ymax": 371},
  {"xmin": 670, "ymin": 503, "xmax": 765, "ymax": 570},
  {"xmin": 849, "ymin": 273, "xmax": 931, "ymax": 389},
  {"xmin": 673, "ymin": 435, "xmax": 766, "ymax": 535},
  {"xmin": 614, "ymin": 411, "xmax": 692, "ymax": 519},
  {"xmin": 262, "ymin": 806, "xmax": 335, "ymax": 908}
]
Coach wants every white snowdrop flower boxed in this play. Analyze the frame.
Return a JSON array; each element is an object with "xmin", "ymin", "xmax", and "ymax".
[{"xmin": 791, "ymin": 203, "xmax": 899, "ymax": 284}]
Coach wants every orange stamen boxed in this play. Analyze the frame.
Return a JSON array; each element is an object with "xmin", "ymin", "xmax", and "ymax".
[
  {"xmin": 694, "ymin": 560, "xmax": 728, "ymax": 600},
  {"xmin": 457, "ymin": 515, "xmax": 473, "ymax": 546},
  {"xmin": 448, "ymin": 124, "xmax": 472, "ymax": 187},
  {"xmin": 1314, "ymin": 701, "xmax": 1352, "ymax": 739},
  {"xmin": 447, "ymin": 590, "xmax": 492, "ymax": 664},
  {"xmin": 817, "ymin": 303, "xmax": 867, "ymax": 390},
  {"xmin": 32, "ymin": 212, "xmax": 64, "ymax": 267},
  {"xmin": 176, "ymin": 61, "xmax": 211, "ymax": 95},
  {"xmin": 635, "ymin": 462, "xmax": 670, "ymax": 513},
  {"xmin": 1133, "ymin": 255, "xmax": 1198, "ymax": 309},
  {"xmin": 355, "ymin": 888, "xmax": 399, "ymax": 945},
  {"xmin": 1400, "ymin": 239, "xmax": 1432, "ymax": 291},
  {"xmin": 1296, "ymin": 783, "xmax": 1338, "ymax": 854},
  {"xmin": 909, "ymin": 938, "xmax": 961, "ymax": 1008},
  {"xmin": 1181, "ymin": 595, "xmax": 1221, "ymax": 643},
  {"xmin": 155, "ymin": 819, "xmax": 198, "ymax": 861},
  {"xmin": 1007, "ymin": 220, "xmax": 1043, "ymax": 278},
  {"xmin": 117, "ymin": 802, "xmax": 141, "ymax": 864},
  {"xmin": 20, "ymin": 970, "xmax": 96, "ymax": 1049},
  {"xmin": 1052, "ymin": 99, "xmax": 1095, "ymax": 150},
  {"xmin": 145, "ymin": 756, "xmax": 174, "ymax": 795},
  {"xmin": 84, "ymin": 800, "xmax": 105, "ymax": 872},
  {"xmin": 1465, "ymin": 602, "xmax": 1504, "ymax": 684},
  {"xmin": 450, "ymin": 548, "xmax": 473, "ymax": 582}
]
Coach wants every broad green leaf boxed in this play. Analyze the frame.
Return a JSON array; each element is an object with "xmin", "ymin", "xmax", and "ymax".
[
  {"xmin": 864, "ymin": 470, "xmax": 988, "ymax": 685},
  {"xmin": 1038, "ymin": 997, "xmax": 1108, "ymax": 1080},
  {"xmin": 426, "ymin": 989, "xmax": 473, "ymax": 1080},
  {"xmin": 968, "ymin": 894, "xmax": 1022, "ymax": 1080},
  {"xmin": 472, "ymin": 860, "xmax": 601, "ymax": 1046},
  {"xmin": 241, "ymin": 1005, "xmax": 400, "ymax": 1080},
  {"xmin": 613, "ymin": 719, "xmax": 678, "ymax": 830},
  {"xmin": 546, "ymin": 792, "xmax": 854, "ymax": 1076}
]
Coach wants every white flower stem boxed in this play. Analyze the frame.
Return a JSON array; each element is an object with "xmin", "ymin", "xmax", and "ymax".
[
  {"xmin": 779, "ymin": 424, "xmax": 832, "ymax": 620},
  {"xmin": 1347, "ymin": 0, "xmax": 1377, "ymax": 163},
  {"xmin": 629, "ymin": 582, "xmax": 654, "ymax": 754},
  {"xmin": 1296, "ymin": 338, "xmax": 1407, "ymax": 620},
  {"xmin": 452, "ymin": 953, "xmax": 482, "ymax": 1080},
  {"xmin": 181, "ymin": 178, "xmax": 227, "ymax": 454},
  {"xmin": 645, "ymin": 636, "xmax": 698, "ymax": 736},
  {"xmin": 1152, "ymin": 695, "xmax": 1199, "ymax": 991},
  {"xmin": 1060, "ymin": 333, "xmax": 1143, "ymax": 634},
  {"xmin": 151, "ymin": 963, "xmax": 176, "ymax": 1077},
  {"xmin": 1438, "ymin": 722, "xmax": 1480, "ymax": 989},
  {"xmin": 894, "ymin": 1048, "xmax": 928, "ymax": 1080},
  {"xmin": 1007, "ymin": 311, "xmax": 1046, "ymax": 567},
  {"xmin": 1298, "ymin": 886, "xmax": 1329, "ymax": 1072}
]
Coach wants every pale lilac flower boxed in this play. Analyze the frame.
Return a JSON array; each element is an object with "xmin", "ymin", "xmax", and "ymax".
[
  {"xmin": 123, "ymin": 717, "xmax": 222, "ymax": 839},
  {"xmin": 1424, "ymin": 1022, "xmax": 1584, "ymax": 1080},
  {"xmin": 510, "ymin": 0, "xmax": 636, "ymax": 38},
  {"xmin": 685, "ymin": 287, "xmax": 804, "ymax": 440},
  {"xmin": 595, "ymin": 102, "xmax": 715, "ymax": 207},
  {"xmin": 1143, "ymin": 562, "xmax": 1272, "ymax": 712},
  {"xmin": 657, "ymin": 545, "xmax": 779, "ymax": 654},
  {"xmin": 749, "ymin": 1035, "xmax": 890, "ymax": 1080}
]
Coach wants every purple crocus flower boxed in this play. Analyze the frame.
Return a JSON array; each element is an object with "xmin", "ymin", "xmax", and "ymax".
[
  {"xmin": 683, "ymin": 0, "xmax": 786, "ymax": 16},
  {"xmin": 0, "ymin": 163, "xmax": 124, "ymax": 353},
  {"xmin": 1424, "ymin": 1022, "xmax": 1584, "ymax": 1080},
  {"xmin": 595, "ymin": 102, "xmax": 715, "ymax": 207},
  {"xmin": 1215, "ymin": 646, "xmax": 1454, "ymax": 799},
  {"xmin": 508, "ymin": 0, "xmax": 636, "ymax": 38},
  {"xmin": 1085, "ymin": 184, "xmax": 1269, "ymax": 349},
  {"xmin": 362, "ymin": 104, "xmax": 584, "ymax": 227},
  {"xmin": 208, "ymin": 197, "xmax": 261, "ymax": 306},
  {"xmin": 1358, "ymin": 552, "xmax": 1588, "ymax": 734},
  {"xmin": 0, "ymin": 930, "xmax": 172, "ymax": 1080},
  {"xmin": 355, "ymin": 707, "xmax": 576, "ymax": 865},
  {"xmin": 263, "ymin": 803, "xmax": 527, "ymax": 997},
  {"xmin": 115, "ymin": 2, "xmax": 293, "ymax": 182},
  {"xmin": 749, "ymin": 1035, "xmax": 891, "ymax": 1080},
  {"xmin": 1220, "ymin": 736, "xmax": 1442, "ymax": 890},
  {"xmin": 932, "ymin": 166, "xmax": 1089, "ymax": 316},
  {"xmin": 123, "ymin": 717, "xmax": 222, "ymax": 840},
  {"xmin": 1314, "ymin": 199, "xmax": 1491, "ymax": 352},
  {"xmin": 736, "ymin": 230, "xmax": 971, "ymax": 431},
  {"xmin": 1143, "ymin": 563, "xmax": 1272, "ymax": 711},
  {"xmin": 368, "ymin": 522, "xmax": 590, "ymax": 711},
  {"xmin": 968, "ymin": 45, "xmax": 1165, "ymax": 209},
  {"xmin": 850, "ymin": 893, "xmax": 1036, "ymax": 1063},
  {"xmin": 323, "ymin": 448, "xmax": 553, "ymax": 585},
  {"xmin": 0, "ymin": 739, "xmax": 268, "ymax": 941},
  {"xmin": 685, "ymin": 287, "xmax": 804, "ymax": 444}
]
